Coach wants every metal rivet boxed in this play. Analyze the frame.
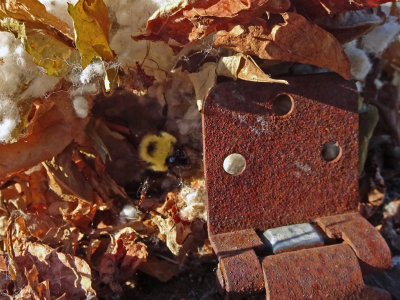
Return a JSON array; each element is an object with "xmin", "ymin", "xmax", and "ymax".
[{"xmin": 223, "ymin": 153, "xmax": 246, "ymax": 175}]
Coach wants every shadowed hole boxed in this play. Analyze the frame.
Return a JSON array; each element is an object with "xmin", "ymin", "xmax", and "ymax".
[
  {"xmin": 272, "ymin": 94, "xmax": 294, "ymax": 117},
  {"xmin": 322, "ymin": 142, "xmax": 342, "ymax": 162}
]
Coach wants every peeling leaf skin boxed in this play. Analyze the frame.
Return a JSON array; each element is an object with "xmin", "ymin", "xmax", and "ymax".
[
  {"xmin": 213, "ymin": 12, "xmax": 351, "ymax": 79},
  {"xmin": 68, "ymin": 0, "xmax": 115, "ymax": 69}
]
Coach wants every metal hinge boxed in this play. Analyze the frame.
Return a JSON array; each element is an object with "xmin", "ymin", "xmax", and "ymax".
[{"xmin": 202, "ymin": 73, "xmax": 392, "ymax": 299}]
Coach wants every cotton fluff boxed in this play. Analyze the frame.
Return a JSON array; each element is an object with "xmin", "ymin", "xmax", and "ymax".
[
  {"xmin": 79, "ymin": 61, "xmax": 105, "ymax": 85},
  {"xmin": 177, "ymin": 180, "xmax": 207, "ymax": 221},
  {"xmin": 0, "ymin": 32, "xmax": 59, "ymax": 98},
  {"xmin": 0, "ymin": 97, "xmax": 20, "ymax": 143},
  {"xmin": 0, "ymin": 32, "xmax": 59, "ymax": 143},
  {"xmin": 37, "ymin": 0, "xmax": 78, "ymax": 29},
  {"xmin": 119, "ymin": 204, "xmax": 141, "ymax": 223},
  {"xmin": 344, "ymin": 42, "xmax": 372, "ymax": 81},
  {"xmin": 73, "ymin": 96, "xmax": 89, "ymax": 118},
  {"xmin": 106, "ymin": 0, "xmax": 177, "ymax": 73},
  {"xmin": 361, "ymin": 19, "xmax": 400, "ymax": 55}
]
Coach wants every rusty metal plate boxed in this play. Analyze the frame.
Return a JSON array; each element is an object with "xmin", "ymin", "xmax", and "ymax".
[
  {"xmin": 262, "ymin": 244, "xmax": 364, "ymax": 300},
  {"xmin": 219, "ymin": 249, "xmax": 265, "ymax": 296},
  {"xmin": 203, "ymin": 73, "xmax": 358, "ymax": 235},
  {"xmin": 316, "ymin": 212, "xmax": 392, "ymax": 273},
  {"xmin": 209, "ymin": 228, "xmax": 265, "ymax": 257}
]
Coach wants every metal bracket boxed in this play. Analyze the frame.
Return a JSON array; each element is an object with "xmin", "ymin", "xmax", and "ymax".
[{"xmin": 202, "ymin": 74, "xmax": 392, "ymax": 299}]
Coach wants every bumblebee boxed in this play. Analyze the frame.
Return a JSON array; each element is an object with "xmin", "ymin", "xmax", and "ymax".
[{"xmin": 138, "ymin": 131, "xmax": 190, "ymax": 172}]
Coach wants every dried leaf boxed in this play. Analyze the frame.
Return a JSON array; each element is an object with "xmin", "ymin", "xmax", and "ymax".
[
  {"xmin": 14, "ymin": 212, "xmax": 82, "ymax": 254},
  {"xmin": 0, "ymin": 82, "xmax": 92, "ymax": 180},
  {"xmin": 291, "ymin": 0, "xmax": 392, "ymax": 19},
  {"xmin": 188, "ymin": 55, "xmax": 287, "ymax": 110},
  {"xmin": 359, "ymin": 103, "xmax": 379, "ymax": 173},
  {"xmin": 213, "ymin": 12, "xmax": 351, "ymax": 79},
  {"xmin": 0, "ymin": 18, "xmax": 79, "ymax": 76},
  {"xmin": 133, "ymin": 0, "xmax": 290, "ymax": 49},
  {"xmin": 188, "ymin": 62, "xmax": 217, "ymax": 111},
  {"xmin": 368, "ymin": 188, "xmax": 385, "ymax": 206},
  {"xmin": 372, "ymin": 83, "xmax": 400, "ymax": 146},
  {"xmin": 383, "ymin": 39, "xmax": 400, "ymax": 74},
  {"xmin": 99, "ymin": 227, "xmax": 147, "ymax": 293},
  {"xmin": 68, "ymin": 0, "xmax": 115, "ymax": 68},
  {"xmin": 43, "ymin": 146, "xmax": 93, "ymax": 203},
  {"xmin": 317, "ymin": 8, "xmax": 384, "ymax": 43},
  {"xmin": 216, "ymin": 53, "xmax": 288, "ymax": 83},
  {"xmin": 13, "ymin": 242, "xmax": 95, "ymax": 299},
  {"xmin": 138, "ymin": 255, "xmax": 180, "ymax": 282},
  {"xmin": 0, "ymin": 0, "xmax": 73, "ymax": 39}
]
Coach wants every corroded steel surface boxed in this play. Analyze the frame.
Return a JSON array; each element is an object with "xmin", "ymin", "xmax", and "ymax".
[
  {"xmin": 262, "ymin": 244, "xmax": 364, "ymax": 300},
  {"xmin": 209, "ymin": 228, "xmax": 265, "ymax": 256},
  {"xmin": 316, "ymin": 212, "xmax": 392, "ymax": 273},
  {"xmin": 219, "ymin": 249, "xmax": 265, "ymax": 296},
  {"xmin": 210, "ymin": 229, "xmax": 265, "ymax": 296},
  {"xmin": 202, "ymin": 73, "xmax": 359, "ymax": 234}
]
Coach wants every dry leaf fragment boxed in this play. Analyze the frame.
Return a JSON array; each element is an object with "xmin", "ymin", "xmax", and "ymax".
[
  {"xmin": 68, "ymin": 0, "xmax": 115, "ymax": 69},
  {"xmin": 372, "ymin": 83, "xmax": 400, "ymax": 146},
  {"xmin": 68, "ymin": 0, "xmax": 119, "ymax": 92},
  {"xmin": 12, "ymin": 242, "xmax": 95, "ymax": 299},
  {"xmin": 43, "ymin": 146, "xmax": 93, "ymax": 204},
  {"xmin": 213, "ymin": 12, "xmax": 351, "ymax": 79},
  {"xmin": 133, "ymin": 0, "xmax": 290, "ymax": 49},
  {"xmin": 217, "ymin": 53, "xmax": 288, "ymax": 83},
  {"xmin": 0, "ymin": 18, "xmax": 79, "ymax": 76},
  {"xmin": 0, "ymin": 0, "xmax": 74, "ymax": 39},
  {"xmin": 99, "ymin": 228, "xmax": 147, "ymax": 293},
  {"xmin": 0, "ymin": 82, "xmax": 91, "ymax": 180},
  {"xmin": 138, "ymin": 255, "xmax": 180, "ymax": 282},
  {"xmin": 291, "ymin": 0, "xmax": 392, "ymax": 19},
  {"xmin": 188, "ymin": 62, "xmax": 217, "ymax": 111},
  {"xmin": 359, "ymin": 103, "xmax": 379, "ymax": 173},
  {"xmin": 188, "ymin": 54, "xmax": 287, "ymax": 110},
  {"xmin": 383, "ymin": 40, "xmax": 400, "ymax": 74},
  {"xmin": 317, "ymin": 8, "xmax": 385, "ymax": 44}
]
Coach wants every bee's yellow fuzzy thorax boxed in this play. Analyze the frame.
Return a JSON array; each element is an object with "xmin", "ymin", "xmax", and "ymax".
[{"xmin": 139, "ymin": 132, "xmax": 176, "ymax": 172}]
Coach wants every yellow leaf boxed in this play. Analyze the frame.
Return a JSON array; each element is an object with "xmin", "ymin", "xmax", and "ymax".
[
  {"xmin": 0, "ymin": 0, "xmax": 73, "ymax": 39},
  {"xmin": 0, "ymin": 18, "xmax": 79, "ymax": 76},
  {"xmin": 68, "ymin": 0, "xmax": 115, "ymax": 69}
]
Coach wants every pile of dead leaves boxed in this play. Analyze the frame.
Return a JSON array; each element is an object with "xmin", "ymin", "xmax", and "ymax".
[{"xmin": 0, "ymin": 0, "xmax": 399, "ymax": 299}]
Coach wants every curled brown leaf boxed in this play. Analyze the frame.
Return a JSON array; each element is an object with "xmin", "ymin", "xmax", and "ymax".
[
  {"xmin": 0, "ymin": 0, "xmax": 74, "ymax": 39},
  {"xmin": 212, "ymin": 12, "xmax": 351, "ymax": 79},
  {"xmin": 133, "ymin": 0, "xmax": 290, "ymax": 49}
]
